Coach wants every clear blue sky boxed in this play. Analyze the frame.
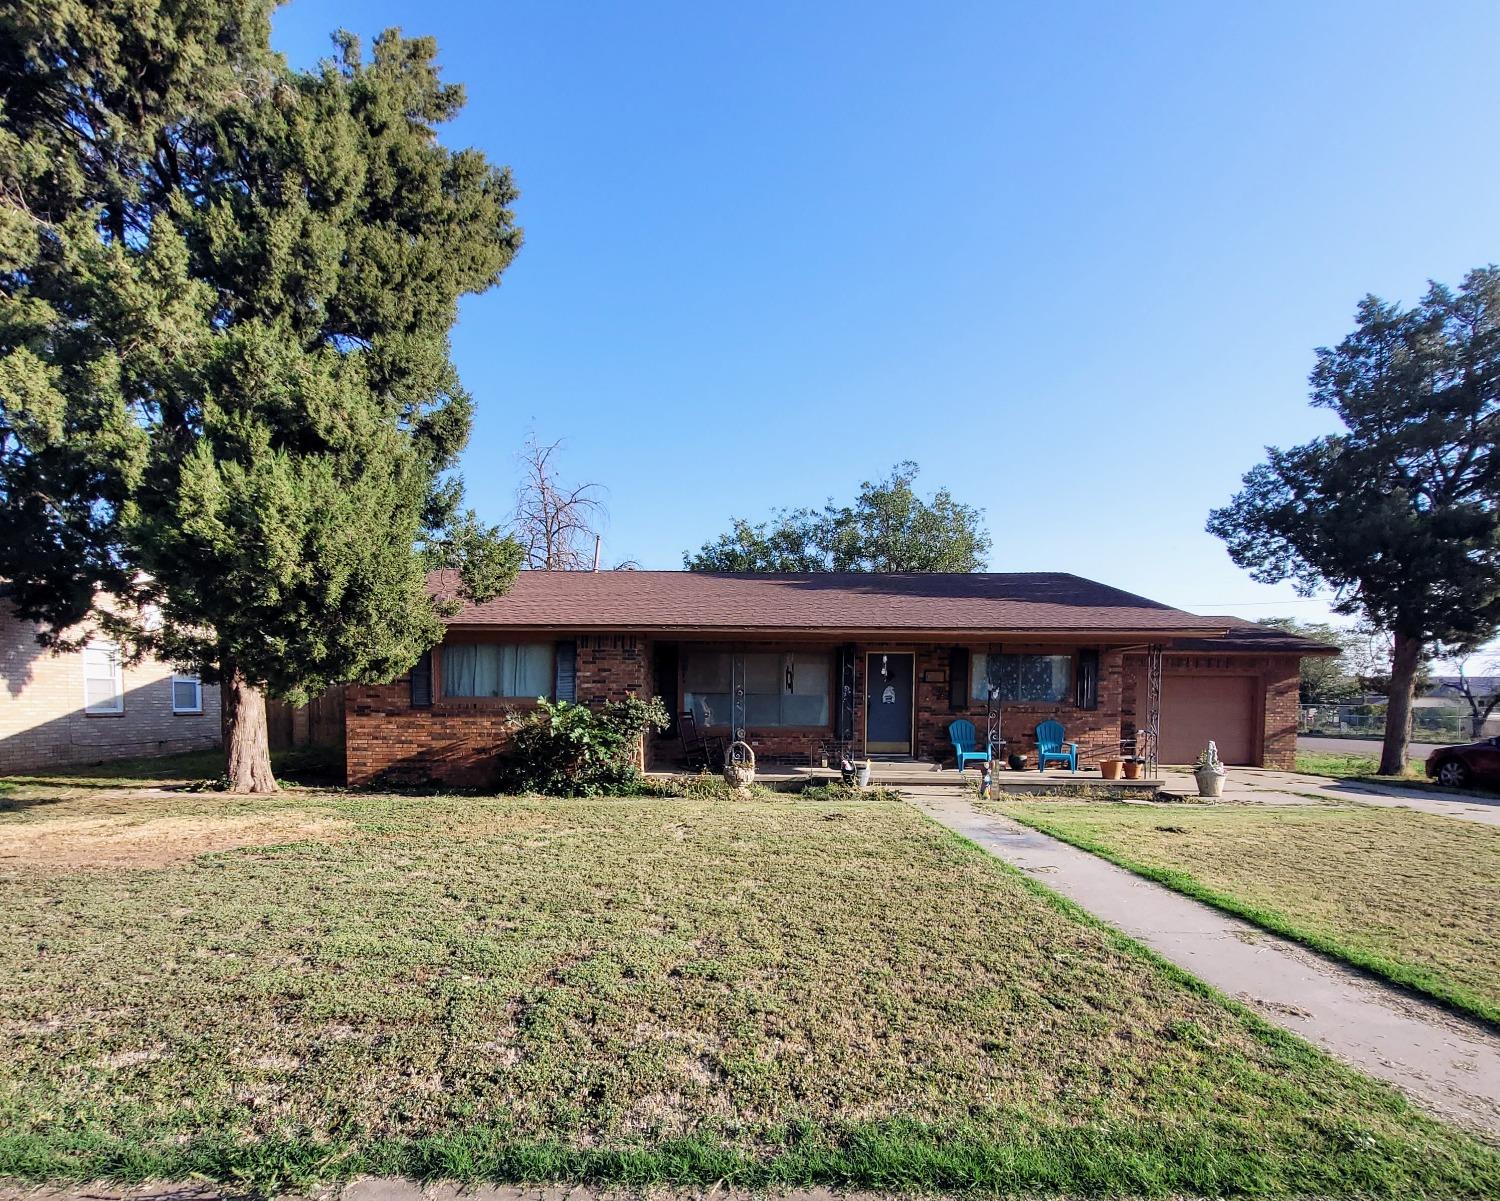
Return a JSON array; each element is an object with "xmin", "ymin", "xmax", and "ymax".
[{"xmin": 272, "ymin": 0, "xmax": 1499, "ymax": 628}]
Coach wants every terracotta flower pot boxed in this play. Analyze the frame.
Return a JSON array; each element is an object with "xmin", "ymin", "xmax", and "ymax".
[
  {"xmin": 1100, "ymin": 758, "xmax": 1125, "ymax": 780},
  {"xmin": 1122, "ymin": 759, "xmax": 1143, "ymax": 780}
]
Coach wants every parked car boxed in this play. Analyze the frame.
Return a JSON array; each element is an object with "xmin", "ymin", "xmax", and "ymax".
[{"xmin": 1425, "ymin": 737, "xmax": 1500, "ymax": 788}]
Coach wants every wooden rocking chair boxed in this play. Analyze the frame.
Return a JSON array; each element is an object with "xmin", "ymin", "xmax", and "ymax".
[{"xmin": 677, "ymin": 710, "xmax": 726, "ymax": 772}]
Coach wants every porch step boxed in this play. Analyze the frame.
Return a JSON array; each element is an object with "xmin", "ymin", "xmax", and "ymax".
[{"xmin": 772, "ymin": 762, "xmax": 1165, "ymax": 796}]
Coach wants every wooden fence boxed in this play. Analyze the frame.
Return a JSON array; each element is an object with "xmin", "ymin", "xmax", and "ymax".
[{"xmin": 266, "ymin": 685, "xmax": 345, "ymax": 750}]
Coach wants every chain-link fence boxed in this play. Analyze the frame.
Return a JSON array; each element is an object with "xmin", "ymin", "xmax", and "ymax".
[{"xmin": 1298, "ymin": 704, "xmax": 1471, "ymax": 741}]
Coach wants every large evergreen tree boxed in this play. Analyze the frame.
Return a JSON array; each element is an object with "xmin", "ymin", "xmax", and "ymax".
[
  {"xmin": 686, "ymin": 461, "xmax": 991, "ymax": 572},
  {"xmin": 1209, "ymin": 270, "xmax": 1500, "ymax": 774},
  {"xmin": 1, "ymin": 3, "xmax": 522, "ymax": 791}
]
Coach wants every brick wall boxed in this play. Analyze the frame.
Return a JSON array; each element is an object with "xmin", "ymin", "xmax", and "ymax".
[
  {"xmin": 345, "ymin": 672, "xmax": 519, "ymax": 787},
  {"xmin": 918, "ymin": 644, "xmax": 1125, "ymax": 767},
  {"xmin": 653, "ymin": 642, "xmax": 1126, "ymax": 770},
  {"xmin": 347, "ymin": 633, "xmax": 1308, "ymax": 784},
  {"xmin": 0, "ymin": 603, "xmax": 222, "ymax": 772},
  {"xmin": 346, "ymin": 634, "xmax": 651, "ymax": 787},
  {"xmin": 1262, "ymin": 658, "xmax": 1300, "ymax": 770}
]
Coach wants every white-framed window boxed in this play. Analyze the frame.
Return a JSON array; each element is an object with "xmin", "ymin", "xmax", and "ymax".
[
  {"xmin": 83, "ymin": 640, "xmax": 124, "ymax": 715},
  {"xmin": 171, "ymin": 674, "xmax": 203, "ymax": 714}
]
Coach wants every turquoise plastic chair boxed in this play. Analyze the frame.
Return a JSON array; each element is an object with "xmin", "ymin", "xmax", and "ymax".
[
  {"xmin": 948, "ymin": 719, "xmax": 991, "ymax": 773},
  {"xmin": 1034, "ymin": 720, "xmax": 1078, "ymax": 772}
]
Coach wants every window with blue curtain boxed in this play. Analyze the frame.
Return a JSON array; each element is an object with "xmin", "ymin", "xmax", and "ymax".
[{"xmin": 441, "ymin": 643, "xmax": 554, "ymax": 698}]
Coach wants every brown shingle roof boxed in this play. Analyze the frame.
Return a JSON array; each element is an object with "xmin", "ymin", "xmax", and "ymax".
[
  {"xmin": 428, "ymin": 570, "xmax": 1232, "ymax": 637},
  {"xmin": 1170, "ymin": 617, "xmax": 1344, "ymax": 656}
]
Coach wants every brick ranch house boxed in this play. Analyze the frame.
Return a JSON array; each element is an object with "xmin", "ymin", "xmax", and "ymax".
[{"xmin": 345, "ymin": 572, "xmax": 1335, "ymax": 787}]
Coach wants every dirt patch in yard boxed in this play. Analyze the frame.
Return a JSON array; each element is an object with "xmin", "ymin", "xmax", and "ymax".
[{"xmin": 0, "ymin": 811, "xmax": 345, "ymax": 870}]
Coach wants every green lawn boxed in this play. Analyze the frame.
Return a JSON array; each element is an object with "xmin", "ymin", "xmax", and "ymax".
[
  {"xmin": 1294, "ymin": 750, "xmax": 1419, "ymax": 779},
  {"xmin": 2, "ymin": 777, "xmax": 1498, "ymax": 1196},
  {"xmin": 991, "ymin": 800, "xmax": 1500, "ymax": 1025}
]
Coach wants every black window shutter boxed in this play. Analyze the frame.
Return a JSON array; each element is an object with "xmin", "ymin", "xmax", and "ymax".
[
  {"xmin": 554, "ymin": 639, "xmax": 577, "ymax": 702},
  {"xmin": 1076, "ymin": 648, "xmax": 1099, "ymax": 710},
  {"xmin": 410, "ymin": 651, "xmax": 432, "ymax": 708},
  {"xmin": 948, "ymin": 647, "xmax": 970, "ymax": 710}
]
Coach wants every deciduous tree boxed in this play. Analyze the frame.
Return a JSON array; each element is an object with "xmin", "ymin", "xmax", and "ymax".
[
  {"xmin": 0, "ymin": 5, "xmax": 522, "ymax": 791},
  {"xmin": 512, "ymin": 435, "xmax": 606, "ymax": 570},
  {"xmin": 1255, "ymin": 618, "xmax": 1357, "ymax": 703},
  {"xmin": 686, "ymin": 461, "xmax": 990, "ymax": 573},
  {"xmin": 1209, "ymin": 271, "xmax": 1500, "ymax": 774}
]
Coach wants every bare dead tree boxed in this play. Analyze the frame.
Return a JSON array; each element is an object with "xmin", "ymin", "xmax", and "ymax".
[
  {"xmin": 513, "ymin": 435, "xmax": 607, "ymax": 570},
  {"xmin": 1439, "ymin": 650, "xmax": 1500, "ymax": 738}
]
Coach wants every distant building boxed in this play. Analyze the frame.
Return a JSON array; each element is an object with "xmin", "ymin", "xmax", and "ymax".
[{"xmin": 0, "ymin": 600, "xmax": 222, "ymax": 773}]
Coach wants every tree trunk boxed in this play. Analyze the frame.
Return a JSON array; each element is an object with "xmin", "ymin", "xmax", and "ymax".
[
  {"xmin": 1379, "ymin": 631, "xmax": 1423, "ymax": 777},
  {"xmin": 222, "ymin": 661, "xmax": 279, "ymax": 794}
]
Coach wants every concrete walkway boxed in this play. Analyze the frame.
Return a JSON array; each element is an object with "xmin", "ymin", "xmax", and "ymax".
[
  {"xmin": 906, "ymin": 788, "xmax": 1500, "ymax": 1137},
  {"xmin": 1157, "ymin": 766, "xmax": 1500, "ymax": 828}
]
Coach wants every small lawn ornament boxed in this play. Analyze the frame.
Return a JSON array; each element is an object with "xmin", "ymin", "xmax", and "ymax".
[
  {"xmin": 724, "ymin": 741, "xmax": 756, "ymax": 793},
  {"xmin": 1194, "ymin": 741, "xmax": 1226, "ymax": 798},
  {"xmin": 980, "ymin": 763, "xmax": 992, "ymax": 798}
]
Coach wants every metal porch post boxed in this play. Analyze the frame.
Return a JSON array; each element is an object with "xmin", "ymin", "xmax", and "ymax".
[{"xmin": 1143, "ymin": 642, "xmax": 1163, "ymax": 778}]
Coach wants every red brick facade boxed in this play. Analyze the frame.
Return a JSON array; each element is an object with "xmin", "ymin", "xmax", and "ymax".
[
  {"xmin": 346, "ymin": 628, "xmax": 1309, "ymax": 787},
  {"xmin": 918, "ymin": 644, "xmax": 1128, "ymax": 767},
  {"xmin": 345, "ymin": 636, "xmax": 651, "ymax": 786}
]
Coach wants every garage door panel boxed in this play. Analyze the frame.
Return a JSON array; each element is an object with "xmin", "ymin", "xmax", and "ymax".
[{"xmin": 1160, "ymin": 675, "xmax": 1256, "ymax": 765}]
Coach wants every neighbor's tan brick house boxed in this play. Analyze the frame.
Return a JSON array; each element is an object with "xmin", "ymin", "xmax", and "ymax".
[
  {"xmin": 1, "ymin": 600, "xmax": 221, "ymax": 772},
  {"xmin": 345, "ymin": 572, "xmax": 1335, "ymax": 787}
]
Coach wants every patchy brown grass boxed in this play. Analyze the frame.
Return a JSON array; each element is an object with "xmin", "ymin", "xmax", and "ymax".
[
  {"xmin": 0, "ymin": 784, "xmax": 1497, "ymax": 1196},
  {"xmin": 0, "ymin": 810, "xmax": 346, "ymax": 870}
]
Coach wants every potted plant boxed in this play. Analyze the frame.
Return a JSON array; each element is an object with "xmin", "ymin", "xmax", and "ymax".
[
  {"xmin": 1193, "ymin": 741, "xmax": 1226, "ymax": 798},
  {"xmin": 1122, "ymin": 757, "xmax": 1144, "ymax": 780},
  {"xmin": 1099, "ymin": 757, "xmax": 1125, "ymax": 780}
]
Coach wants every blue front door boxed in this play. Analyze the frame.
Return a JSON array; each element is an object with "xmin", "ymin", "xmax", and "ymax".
[{"xmin": 866, "ymin": 652, "xmax": 914, "ymax": 754}]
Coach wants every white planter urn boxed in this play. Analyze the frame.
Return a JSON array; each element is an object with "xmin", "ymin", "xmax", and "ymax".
[
  {"xmin": 1193, "ymin": 741, "xmax": 1227, "ymax": 798},
  {"xmin": 857, "ymin": 762, "xmax": 873, "ymax": 788}
]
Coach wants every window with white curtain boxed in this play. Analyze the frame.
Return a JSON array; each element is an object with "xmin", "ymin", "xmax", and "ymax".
[
  {"xmin": 171, "ymin": 675, "xmax": 202, "ymax": 714},
  {"xmin": 971, "ymin": 653, "xmax": 1073, "ymax": 703},
  {"xmin": 682, "ymin": 650, "xmax": 831, "ymax": 728},
  {"xmin": 83, "ymin": 641, "xmax": 124, "ymax": 714},
  {"xmin": 440, "ymin": 643, "xmax": 553, "ymax": 699}
]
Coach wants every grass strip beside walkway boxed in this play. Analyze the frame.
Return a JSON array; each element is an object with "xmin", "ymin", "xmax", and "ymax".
[{"xmin": 991, "ymin": 799, "xmax": 1500, "ymax": 1026}]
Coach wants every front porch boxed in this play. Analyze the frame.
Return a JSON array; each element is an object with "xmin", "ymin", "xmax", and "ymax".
[{"xmin": 648, "ymin": 757, "xmax": 1167, "ymax": 797}]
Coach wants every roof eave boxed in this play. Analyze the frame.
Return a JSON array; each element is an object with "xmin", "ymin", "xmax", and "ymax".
[{"xmin": 442, "ymin": 621, "xmax": 1232, "ymax": 641}]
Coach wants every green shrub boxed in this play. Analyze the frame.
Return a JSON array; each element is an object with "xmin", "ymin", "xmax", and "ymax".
[{"xmin": 500, "ymin": 696, "xmax": 670, "ymax": 796}]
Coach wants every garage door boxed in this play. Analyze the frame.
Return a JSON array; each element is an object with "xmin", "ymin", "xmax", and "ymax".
[{"xmin": 1159, "ymin": 675, "xmax": 1256, "ymax": 765}]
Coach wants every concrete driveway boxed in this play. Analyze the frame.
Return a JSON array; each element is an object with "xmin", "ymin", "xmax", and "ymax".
[{"xmin": 1158, "ymin": 766, "xmax": 1500, "ymax": 827}]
